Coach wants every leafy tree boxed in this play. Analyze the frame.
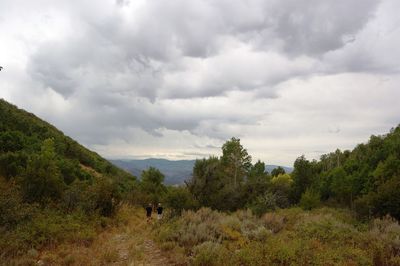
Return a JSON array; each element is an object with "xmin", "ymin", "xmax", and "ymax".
[
  {"xmin": 248, "ymin": 192, "xmax": 279, "ymax": 216},
  {"xmin": 164, "ymin": 186, "xmax": 199, "ymax": 215},
  {"xmin": 270, "ymin": 173, "xmax": 293, "ymax": 208},
  {"xmin": 58, "ymin": 158, "xmax": 81, "ymax": 185},
  {"xmin": 371, "ymin": 177, "xmax": 400, "ymax": 220},
  {"xmin": 0, "ymin": 177, "xmax": 34, "ymax": 229},
  {"xmin": 271, "ymin": 173, "xmax": 293, "ymax": 192},
  {"xmin": 89, "ymin": 176, "xmax": 120, "ymax": 217},
  {"xmin": 188, "ymin": 157, "xmax": 221, "ymax": 207},
  {"xmin": 291, "ymin": 155, "xmax": 314, "ymax": 203},
  {"xmin": 271, "ymin": 166, "xmax": 285, "ymax": 177},
  {"xmin": 140, "ymin": 167, "xmax": 167, "ymax": 204},
  {"xmin": 300, "ymin": 189, "xmax": 320, "ymax": 210},
  {"xmin": 248, "ymin": 160, "xmax": 268, "ymax": 181},
  {"xmin": 189, "ymin": 155, "xmax": 244, "ymax": 211},
  {"xmin": 0, "ymin": 151, "xmax": 28, "ymax": 179},
  {"xmin": 21, "ymin": 139, "xmax": 65, "ymax": 203},
  {"xmin": 0, "ymin": 131, "xmax": 25, "ymax": 152},
  {"xmin": 245, "ymin": 160, "xmax": 271, "ymax": 203},
  {"xmin": 220, "ymin": 137, "xmax": 252, "ymax": 188},
  {"xmin": 372, "ymin": 154, "xmax": 400, "ymax": 188},
  {"xmin": 329, "ymin": 167, "xmax": 354, "ymax": 205}
]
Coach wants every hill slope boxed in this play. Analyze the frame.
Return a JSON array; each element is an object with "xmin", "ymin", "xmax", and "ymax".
[
  {"xmin": 111, "ymin": 158, "xmax": 292, "ymax": 185},
  {"xmin": 0, "ymin": 99, "xmax": 135, "ymax": 185},
  {"xmin": 308, "ymin": 124, "xmax": 400, "ymax": 219},
  {"xmin": 0, "ymin": 99, "xmax": 137, "ymax": 258}
]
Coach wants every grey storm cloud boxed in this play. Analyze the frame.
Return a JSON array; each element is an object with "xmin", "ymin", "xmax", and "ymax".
[
  {"xmin": 1, "ymin": 0, "xmax": 399, "ymax": 165},
  {"xmin": 25, "ymin": 0, "xmax": 380, "ymax": 100},
  {"xmin": 268, "ymin": 0, "xmax": 380, "ymax": 56}
]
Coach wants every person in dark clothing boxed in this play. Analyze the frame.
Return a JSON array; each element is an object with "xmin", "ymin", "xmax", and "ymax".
[
  {"xmin": 146, "ymin": 203, "xmax": 152, "ymax": 223},
  {"xmin": 157, "ymin": 203, "xmax": 163, "ymax": 220}
]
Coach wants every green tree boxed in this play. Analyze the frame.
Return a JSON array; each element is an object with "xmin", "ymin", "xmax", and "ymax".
[
  {"xmin": 249, "ymin": 192, "xmax": 279, "ymax": 216},
  {"xmin": 0, "ymin": 151, "xmax": 28, "ymax": 179},
  {"xmin": 270, "ymin": 173, "xmax": 293, "ymax": 208},
  {"xmin": 140, "ymin": 167, "xmax": 167, "ymax": 204},
  {"xmin": 245, "ymin": 160, "xmax": 271, "ymax": 203},
  {"xmin": 164, "ymin": 186, "xmax": 198, "ymax": 215},
  {"xmin": 21, "ymin": 138, "xmax": 65, "ymax": 203},
  {"xmin": 0, "ymin": 131, "xmax": 25, "ymax": 152},
  {"xmin": 291, "ymin": 155, "xmax": 314, "ymax": 203},
  {"xmin": 89, "ymin": 176, "xmax": 119, "ymax": 217},
  {"xmin": 329, "ymin": 167, "xmax": 354, "ymax": 205},
  {"xmin": 372, "ymin": 154, "xmax": 400, "ymax": 188},
  {"xmin": 188, "ymin": 157, "xmax": 222, "ymax": 208},
  {"xmin": 300, "ymin": 189, "xmax": 320, "ymax": 210},
  {"xmin": 220, "ymin": 137, "xmax": 252, "ymax": 188},
  {"xmin": 271, "ymin": 166, "xmax": 286, "ymax": 177}
]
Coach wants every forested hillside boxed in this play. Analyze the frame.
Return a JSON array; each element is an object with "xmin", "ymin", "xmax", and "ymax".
[
  {"xmin": 0, "ymin": 99, "xmax": 137, "ymax": 258},
  {"xmin": 0, "ymin": 99, "xmax": 135, "ymax": 186},
  {"xmin": 184, "ymin": 126, "xmax": 400, "ymax": 220},
  {"xmin": 290, "ymin": 125, "xmax": 400, "ymax": 219}
]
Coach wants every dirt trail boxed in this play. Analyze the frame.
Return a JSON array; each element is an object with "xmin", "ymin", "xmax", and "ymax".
[
  {"xmin": 108, "ymin": 212, "xmax": 174, "ymax": 266},
  {"xmin": 36, "ymin": 206, "xmax": 176, "ymax": 266},
  {"xmin": 141, "ymin": 239, "xmax": 172, "ymax": 266},
  {"xmin": 110, "ymin": 232, "xmax": 173, "ymax": 266}
]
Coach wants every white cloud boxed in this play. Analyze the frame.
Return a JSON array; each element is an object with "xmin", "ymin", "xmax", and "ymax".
[{"xmin": 0, "ymin": 0, "xmax": 398, "ymax": 166}]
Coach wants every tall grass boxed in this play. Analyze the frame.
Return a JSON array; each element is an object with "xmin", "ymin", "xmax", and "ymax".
[{"xmin": 155, "ymin": 207, "xmax": 400, "ymax": 265}]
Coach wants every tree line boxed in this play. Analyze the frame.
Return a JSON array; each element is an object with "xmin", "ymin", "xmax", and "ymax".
[{"xmin": 141, "ymin": 126, "xmax": 400, "ymax": 220}]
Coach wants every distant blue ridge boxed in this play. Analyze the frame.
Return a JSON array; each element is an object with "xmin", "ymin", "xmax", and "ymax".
[{"xmin": 109, "ymin": 158, "xmax": 293, "ymax": 185}]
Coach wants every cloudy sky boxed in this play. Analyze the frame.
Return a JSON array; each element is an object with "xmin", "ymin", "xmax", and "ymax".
[{"xmin": 1, "ymin": 0, "xmax": 399, "ymax": 166}]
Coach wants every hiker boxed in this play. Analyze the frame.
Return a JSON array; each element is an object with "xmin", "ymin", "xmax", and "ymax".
[
  {"xmin": 157, "ymin": 203, "xmax": 163, "ymax": 220},
  {"xmin": 146, "ymin": 203, "xmax": 152, "ymax": 223}
]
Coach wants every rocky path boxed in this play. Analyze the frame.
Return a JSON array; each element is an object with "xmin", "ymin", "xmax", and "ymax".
[
  {"xmin": 107, "ymin": 210, "xmax": 175, "ymax": 266},
  {"xmin": 34, "ymin": 206, "xmax": 177, "ymax": 266},
  {"xmin": 108, "ymin": 233, "xmax": 173, "ymax": 266},
  {"xmin": 141, "ymin": 239, "xmax": 172, "ymax": 266}
]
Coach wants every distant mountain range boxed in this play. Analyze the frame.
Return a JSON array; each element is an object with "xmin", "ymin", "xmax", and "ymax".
[{"xmin": 110, "ymin": 158, "xmax": 293, "ymax": 185}]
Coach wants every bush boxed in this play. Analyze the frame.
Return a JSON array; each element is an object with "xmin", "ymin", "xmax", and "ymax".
[
  {"xmin": 164, "ymin": 186, "xmax": 199, "ymax": 215},
  {"xmin": 155, "ymin": 207, "xmax": 228, "ymax": 252},
  {"xmin": 300, "ymin": 189, "xmax": 320, "ymax": 210},
  {"xmin": 0, "ymin": 152, "xmax": 28, "ymax": 179},
  {"xmin": 192, "ymin": 241, "xmax": 229, "ymax": 266},
  {"xmin": 0, "ymin": 178, "xmax": 35, "ymax": 229},
  {"xmin": 173, "ymin": 208, "xmax": 224, "ymax": 249},
  {"xmin": 369, "ymin": 215, "xmax": 400, "ymax": 265},
  {"xmin": 0, "ymin": 208, "xmax": 96, "ymax": 257},
  {"xmin": 21, "ymin": 139, "xmax": 65, "ymax": 203},
  {"xmin": 248, "ymin": 192, "xmax": 279, "ymax": 216},
  {"xmin": 294, "ymin": 213, "xmax": 359, "ymax": 244},
  {"xmin": 88, "ymin": 176, "xmax": 120, "ymax": 217},
  {"xmin": 354, "ymin": 193, "xmax": 375, "ymax": 219},
  {"xmin": 262, "ymin": 213, "xmax": 286, "ymax": 233},
  {"xmin": 155, "ymin": 207, "xmax": 393, "ymax": 265}
]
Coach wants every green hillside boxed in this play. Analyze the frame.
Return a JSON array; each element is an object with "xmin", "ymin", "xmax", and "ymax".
[
  {"xmin": 0, "ymin": 99, "xmax": 137, "ymax": 258},
  {"xmin": 290, "ymin": 125, "xmax": 400, "ymax": 220},
  {"xmin": 183, "ymin": 126, "xmax": 400, "ymax": 219},
  {"xmin": 0, "ymin": 99, "xmax": 135, "ymax": 185}
]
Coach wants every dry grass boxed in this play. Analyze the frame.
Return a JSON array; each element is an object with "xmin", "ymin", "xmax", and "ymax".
[
  {"xmin": 3, "ymin": 204, "xmax": 178, "ymax": 266},
  {"xmin": 155, "ymin": 207, "xmax": 400, "ymax": 265}
]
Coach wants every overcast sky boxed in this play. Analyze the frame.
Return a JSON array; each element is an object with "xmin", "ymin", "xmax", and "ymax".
[{"xmin": 1, "ymin": 0, "xmax": 399, "ymax": 166}]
